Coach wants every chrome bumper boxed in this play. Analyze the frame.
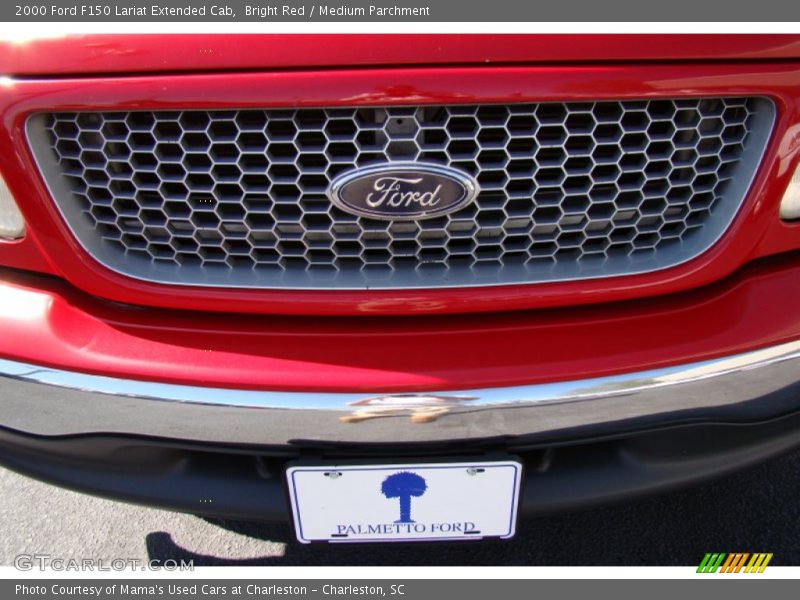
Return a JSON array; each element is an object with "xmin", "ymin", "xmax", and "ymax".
[{"xmin": 2, "ymin": 340, "xmax": 800, "ymax": 446}]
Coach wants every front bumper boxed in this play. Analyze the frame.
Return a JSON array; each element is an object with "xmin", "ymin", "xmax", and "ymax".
[
  {"xmin": 2, "ymin": 339, "xmax": 800, "ymax": 447},
  {"xmin": 3, "ymin": 397, "xmax": 800, "ymax": 522},
  {"xmin": 3, "ymin": 254, "xmax": 800, "ymax": 447},
  {"xmin": 2, "ymin": 255, "xmax": 800, "ymax": 520}
]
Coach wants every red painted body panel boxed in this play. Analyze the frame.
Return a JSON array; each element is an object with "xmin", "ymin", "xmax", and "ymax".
[
  {"xmin": 0, "ymin": 255, "xmax": 799, "ymax": 392},
  {"xmin": 1, "ymin": 60, "xmax": 800, "ymax": 315},
  {"xmin": 3, "ymin": 35, "xmax": 800, "ymax": 77},
  {"xmin": 0, "ymin": 34, "xmax": 800, "ymax": 393}
]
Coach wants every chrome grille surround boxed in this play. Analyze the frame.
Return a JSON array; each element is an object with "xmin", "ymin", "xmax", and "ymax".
[{"xmin": 27, "ymin": 98, "xmax": 775, "ymax": 290}]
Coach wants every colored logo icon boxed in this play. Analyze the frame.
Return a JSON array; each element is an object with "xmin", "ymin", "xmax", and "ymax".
[
  {"xmin": 697, "ymin": 552, "xmax": 773, "ymax": 573},
  {"xmin": 381, "ymin": 471, "xmax": 428, "ymax": 523}
]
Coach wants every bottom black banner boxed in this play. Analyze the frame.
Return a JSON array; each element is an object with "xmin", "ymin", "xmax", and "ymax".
[{"xmin": 3, "ymin": 579, "xmax": 795, "ymax": 600}]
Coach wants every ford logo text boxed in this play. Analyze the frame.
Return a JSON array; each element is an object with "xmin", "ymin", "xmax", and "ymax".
[{"xmin": 328, "ymin": 163, "xmax": 478, "ymax": 221}]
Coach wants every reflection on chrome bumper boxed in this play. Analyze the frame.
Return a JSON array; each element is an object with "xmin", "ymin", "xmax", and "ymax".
[{"xmin": 2, "ymin": 340, "xmax": 800, "ymax": 446}]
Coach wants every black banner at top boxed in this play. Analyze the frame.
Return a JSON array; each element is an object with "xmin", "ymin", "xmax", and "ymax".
[{"xmin": 4, "ymin": 0, "xmax": 800, "ymax": 22}]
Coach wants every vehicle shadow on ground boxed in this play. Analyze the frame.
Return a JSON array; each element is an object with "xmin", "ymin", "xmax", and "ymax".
[{"xmin": 145, "ymin": 450, "xmax": 800, "ymax": 566}]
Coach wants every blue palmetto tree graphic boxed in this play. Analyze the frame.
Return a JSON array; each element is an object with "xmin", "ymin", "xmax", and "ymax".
[{"xmin": 381, "ymin": 471, "xmax": 428, "ymax": 523}]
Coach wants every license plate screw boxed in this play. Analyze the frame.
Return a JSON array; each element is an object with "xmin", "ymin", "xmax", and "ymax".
[{"xmin": 324, "ymin": 471, "xmax": 343, "ymax": 479}]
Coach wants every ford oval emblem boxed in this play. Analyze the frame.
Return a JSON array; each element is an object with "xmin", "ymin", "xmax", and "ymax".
[{"xmin": 328, "ymin": 162, "xmax": 479, "ymax": 221}]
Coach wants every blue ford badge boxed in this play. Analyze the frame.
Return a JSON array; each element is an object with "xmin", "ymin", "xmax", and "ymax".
[{"xmin": 328, "ymin": 162, "xmax": 478, "ymax": 221}]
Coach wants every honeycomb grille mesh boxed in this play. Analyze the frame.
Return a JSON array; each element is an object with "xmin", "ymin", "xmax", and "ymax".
[{"xmin": 32, "ymin": 98, "xmax": 772, "ymax": 289}]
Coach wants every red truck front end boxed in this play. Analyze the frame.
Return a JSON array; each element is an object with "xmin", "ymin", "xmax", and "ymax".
[{"xmin": 1, "ymin": 34, "xmax": 800, "ymax": 543}]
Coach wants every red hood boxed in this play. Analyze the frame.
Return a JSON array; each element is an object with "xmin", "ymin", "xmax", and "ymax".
[{"xmin": 3, "ymin": 34, "xmax": 800, "ymax": 76}]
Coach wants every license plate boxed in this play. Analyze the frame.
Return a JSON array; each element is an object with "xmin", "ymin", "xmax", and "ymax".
[{"xmin": 286, "ymin": 460, "xmax": 522, "ymax": 543}]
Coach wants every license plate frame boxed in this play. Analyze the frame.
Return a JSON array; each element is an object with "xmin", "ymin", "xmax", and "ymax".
[{"xmin": 286, "ymin": 459, "xmax": 523, "ymax": 544}]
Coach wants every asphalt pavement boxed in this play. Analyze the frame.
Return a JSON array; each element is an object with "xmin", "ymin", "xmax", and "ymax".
[{"xmin": 1, "ymin": 446, "xmax": 799, "ymax": 566}]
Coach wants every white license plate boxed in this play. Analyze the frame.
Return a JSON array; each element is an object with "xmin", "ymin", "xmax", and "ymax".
[{"xmin": 286, "ymin": 461, "xmax": 522, "ymax": 543}]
